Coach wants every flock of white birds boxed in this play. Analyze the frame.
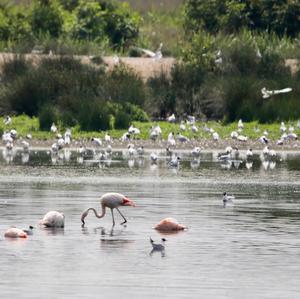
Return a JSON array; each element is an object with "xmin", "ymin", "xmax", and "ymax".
[{"xmin": 1, "ymin": 113, "xmax": 300, "ymax": 168}]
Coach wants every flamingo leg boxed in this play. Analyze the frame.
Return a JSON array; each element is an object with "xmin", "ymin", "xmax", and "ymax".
[
  {"xmin": 110, "ymin": 208, "xmax": 115, "ymax": 226},
  {"xmin": 116, "ymin": 207, "xmax": 127, "ymax": 225}
]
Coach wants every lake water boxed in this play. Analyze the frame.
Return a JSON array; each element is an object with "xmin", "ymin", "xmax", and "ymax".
[{"xmin": 0, "ymin": 148, "xmax": 300, "ymax": 299}]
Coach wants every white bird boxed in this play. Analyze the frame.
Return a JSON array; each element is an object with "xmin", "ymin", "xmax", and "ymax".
[
  {"xmin": 287, "ymin": 133, "xmax": 297, "ymax": 140},
  {"xmin": 64, "ymin": 129, "xmax": 71, "ymax": 145},
  {"xmin": 121, "ymin": 132, "xmax": 131, "ymax": 142},
  {"xmin": 261, "ymin": 87, "xmax": 292, "ymax": 99},
  {"xmin": 263, "ymin": 146, "xmax": 269, "ymax": 155},
  {"xmin": 137, "ymin": 43, "xmax": 163, "ymax": 60},
  {"xmin": 168, "ymin": 156, "xmax": 181, "ymax": 167},
  {"xmin": 269, "ymin": 149, "xmax": 276, "ymax": 157},
  {"xmin": 179, "ymin": 121, "xmax": 186, "ymax": 131},
  {"xmin": 150, "ymin": 152, "xmax": 158, "ymax": 163},
  {"xmin": 238, "ymin": 119, "xmax": 244, "ymax": 130},
  {"xmin": 167, "ymin": 113, "xmax": 176, "ymax": 123},
  {"xmin": 167, "ymin": 132, "xmax": 176, "ymax": 146},
  {"xmin": 212, "ymin": 132, "xmax": 219, "ymax": 141},
  {"xmin": 150, "ymin": 237, "xmax": 167, "ymax": 253},
  {"xmin": 113, "ymin": 54, "xmax": 120, "ymax": 65},
  {"xmin": 259, "ymin": 135, "xmax": 268, "ymax": 144},
  {"xmin": 50, "ymin": 123, "xmax": 57, "ymax": 133},
  {"xmin": 237, "ymin": 135, "xmax": 248, "ymax": 142},
  {"xmin": 104, "ymin": 132, "xmax": 111, "ymax": 143},
  {"xmin": 127, "ymin": 144, "xmax": 136, "ymax": 156},
  {"xmin": 246, "ymin": 148, "xmax": 253, "ymax": 158},
  {"xmin": 3, "ymin": 116, "xmax": 12, "ymax": 125},
  {"xmin": 191, "ymin": 124, "xmax": 198, "ymax": 133},
  {"xmin": 128, "ymin": 125, "xmax": 140, "ymax": 136},
  {"xmin": 106, "ymin": 144, "xmax": 112, "ymax": 154},
  {"xmin": 2, "ymin": 132, "xmax": 13, "ymax": 143},
  {"xmin": 288, "ymin": 126, "xmax": 295, "ymax": 133},
  {"xmin": 57, "ymin": 137, "xmax": 65, "ymax": 149},
  {"xmin": 280, "ymin": 122, "xmax": 287, "ymax": 133},
  {"xmin": 137, "ymin": 146, "xmax": 144, "ymax": 156},
  {"xmin": 223, "ymin": 192, "xmax": 235, "ymax": 207},
  {"xmin": 92, "ymin": 137, "xmax": 102, "ymax": 147},
  {"xmin": 21, "ymin": 140, "xmax": 30, "ymax": 152},
  {"xmin": 191, "ymin": 147, "xmax": 201, "ymax": 158},
  {"xmin": 39, "ymin": 211, "xmax": 65, "ymax": 228},
  {"xmin": 187, "ymin": 115, "xmax": 196, "ymax": 124},
  {"xmin": 10, "ymin": 129, "xmax": 17, "ymax": 139},
  {"xmin": 177, "ymin": 133, "xmax": 189, "ymax": 143},
  {"xmin": 231, "ymin": 131, "xmax": 239, "ymax": 139}
]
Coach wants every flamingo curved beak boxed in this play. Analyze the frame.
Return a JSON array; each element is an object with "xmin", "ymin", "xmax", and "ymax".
[{"xmin": 123, "ymin": 197, "xmax": 136, "ymax": 207}]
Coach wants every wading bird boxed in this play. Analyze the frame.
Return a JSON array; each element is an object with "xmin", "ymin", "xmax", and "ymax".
[
  {"xmin": 39, "ymin": 211, "xmax": 65, "ymax": 228},
  {"xmin": 81, "ymin": 193, "xmax": 135, "ymax": 227}
]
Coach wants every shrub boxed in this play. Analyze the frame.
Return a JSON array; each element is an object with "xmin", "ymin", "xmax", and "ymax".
[{"xmin": 39, "ymin": 104, "xmax": 58, "ymax": 131}]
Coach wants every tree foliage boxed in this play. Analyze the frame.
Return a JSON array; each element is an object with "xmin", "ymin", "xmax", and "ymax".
[{"xmin": 184, "ymin": 0, "xmax": 300, "ymax": 37}]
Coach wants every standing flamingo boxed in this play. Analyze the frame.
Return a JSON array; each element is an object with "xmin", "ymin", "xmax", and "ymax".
[{"xmin": 81, "ymin": 193, "xmax": 136, "ymax": 227}]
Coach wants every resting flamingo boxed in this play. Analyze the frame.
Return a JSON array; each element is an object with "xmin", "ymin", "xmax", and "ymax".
[
  {"xmin": 4, "ymin": 227, "xmax": 27, "ymax": 238},
  {"xmin": 154, "ymin": 217, "xmax": 186, "ymax": 231},
  {"xmin": 81, "ymin": 193, "xmax": 136, "ymax": 227}
]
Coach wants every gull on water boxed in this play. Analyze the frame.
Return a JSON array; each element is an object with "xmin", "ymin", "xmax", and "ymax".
[{"xmin": 223, "ymin": 192, "xmax": 235, "ymax": 207}]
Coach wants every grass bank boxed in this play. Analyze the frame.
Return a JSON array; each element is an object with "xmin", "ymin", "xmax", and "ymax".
[{"xmin": 0, "ymin": 115, "xmax": 297, "ymax": 142}]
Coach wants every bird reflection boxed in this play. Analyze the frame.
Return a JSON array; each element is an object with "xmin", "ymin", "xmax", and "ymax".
[
  {"xmin": 190, "ymin": 158, "xmax": 200, "ymax": 169},
  {"xmin": 21, "ymin": 152, "xmax": 30, "ymax": 164}
]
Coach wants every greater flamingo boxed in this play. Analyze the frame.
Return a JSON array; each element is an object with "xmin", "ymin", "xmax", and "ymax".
[
  {"xmin": 81, "ymin": 193, "xmax": 136, "ymax": 227},
  {"xmin": 39, "ymin": 211, "xmax": 65, "ymax": 228},
  {"xmin": 4, "ymin": 227, "xmax": 27, "ymax": 238},
  {"xmin": 154, "ymin": 217, "xmax": 186, "ymax": 231}
]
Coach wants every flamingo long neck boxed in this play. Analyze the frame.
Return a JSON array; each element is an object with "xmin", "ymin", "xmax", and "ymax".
[{"xmin": 88, "ymin": 205, "xmax": 106, "ymax": 219}]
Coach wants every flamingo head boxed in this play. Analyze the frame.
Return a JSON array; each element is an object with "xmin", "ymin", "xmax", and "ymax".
[
  {"xmin": 122, "ymin": 197, "xmax": 136, "ymax": 207},
  {"xmin": 81, "ymin": 210, "xmax": 89, "ymax": 225}
]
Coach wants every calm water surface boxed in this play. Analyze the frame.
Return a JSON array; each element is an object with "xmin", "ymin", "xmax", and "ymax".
[{"xmin": 0, "ymin": 149, "xmax": 300, "ymax": 299}]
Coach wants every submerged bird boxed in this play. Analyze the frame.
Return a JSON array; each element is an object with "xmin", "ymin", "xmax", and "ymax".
[
  {"xmin": 154, "ymin": 217, "xmax": 186, "ymax": 231},
  {"xmin": 39, "ymin": 211, "xmax": 65, "ymax": 228},
  {"xmin": 261, "ymin": 87, "xmax": 292, "ymax": 99},
  {"xmin": 81, "ymin": 193, "xmax": 135, "ymax": 227},
  {"xmin": 4, "ymin": 227, "xmax": 27, "ymax": 238}
]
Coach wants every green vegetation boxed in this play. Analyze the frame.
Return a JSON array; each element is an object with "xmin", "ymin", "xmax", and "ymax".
[
  {"xmin": 0, "ymin": 0, "xmax": 300, "ymax": 129},
  {"xmin": 0, "ymin": 115, "xmax": 297, "ymax": 142}
]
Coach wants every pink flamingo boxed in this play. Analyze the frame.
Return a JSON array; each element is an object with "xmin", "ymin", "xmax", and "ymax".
[
  {"xmin": 4, "ymin": 227, "xmax": 27, "ymax": 238},
  {"xmin": 81, "ymin": 193, "xmax": 135, "ymax": 226},
  {"xmin": 154, "ymin": 217, "xmax": 186, "ymax": 232}
]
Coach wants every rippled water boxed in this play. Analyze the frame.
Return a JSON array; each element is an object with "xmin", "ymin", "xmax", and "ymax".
[{"xmin": 0, "ymin": 149, "xmax": 300, "ymax": 299}]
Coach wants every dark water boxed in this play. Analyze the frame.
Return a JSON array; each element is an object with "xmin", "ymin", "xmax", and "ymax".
[{"xmin": 0, "ymin": 149, "xmax": 300, "ymax": 299}]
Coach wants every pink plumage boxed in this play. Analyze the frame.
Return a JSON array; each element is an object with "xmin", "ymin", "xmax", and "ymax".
[
  {"xmin": 154, "ymin": 218, "xmax": 186, "ymax": 231},
  {"xmin": 4, "ymin": 227, "xmax": 27, "ymax": 238}
]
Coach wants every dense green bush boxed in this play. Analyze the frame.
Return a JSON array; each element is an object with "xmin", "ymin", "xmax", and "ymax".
[{"xmin": 184, "ymin": 0, "xmax": 300, "ymax": 37}]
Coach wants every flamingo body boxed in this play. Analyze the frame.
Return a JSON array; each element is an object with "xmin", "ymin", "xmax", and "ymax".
[
  {"xmin": 39, "ymin": 211, "xmax": 65, "ymax": 228},
  {"xmin": 4, "ymin": 227, "xmax": 27, "ymax": 238},
  {"xmin": 154, "ymin": 217, "xmax": 186, "ymax": 231}
]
